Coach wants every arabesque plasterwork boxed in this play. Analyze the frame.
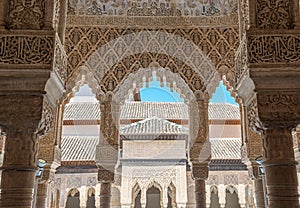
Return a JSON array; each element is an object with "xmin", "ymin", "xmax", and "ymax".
[
  {"xmin": 67, "ymin": 0, "xmax": 238, "ymax": 17},
  {"xmin": 65, "ymin": 27, "xmax": 239, "ymax": 88}
]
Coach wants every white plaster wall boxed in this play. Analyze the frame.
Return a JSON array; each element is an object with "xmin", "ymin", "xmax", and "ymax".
[
  {"xmin": 122, "ymin": 140, "xmax": 186, "ymax": 159},
  {"xmin": 62, "ymin": 125, "xmax": 100, "ymax": 136},
  {"xmin": 209, "ymin": 124, "xmax": 241, "ymax": 138}
]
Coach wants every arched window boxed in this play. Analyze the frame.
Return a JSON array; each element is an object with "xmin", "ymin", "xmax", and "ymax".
[
  {"xmin": 65, "ymin": 188, "xmax": 80, "ymax": 208},
  {"xmin": 146, "ymin": 185, "xmax": 161, "ymax": 208},
  {"xmin": 87, "ymin": 188, "xmax": 96, "ymax": 208},
  {"xmin": 225, "ymin": 186, "xmax": 240, "ymax": 208},
  {"xmin": 210, "ymin": 186, "xmax": 220, "ymax": 208}
]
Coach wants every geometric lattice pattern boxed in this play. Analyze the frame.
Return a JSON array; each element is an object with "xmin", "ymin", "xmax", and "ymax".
[{"xmin": 65, "ymin": 27, "xmax": 239, "ymax": 92}]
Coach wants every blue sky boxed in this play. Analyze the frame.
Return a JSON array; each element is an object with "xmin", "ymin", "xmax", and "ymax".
[{"xmin": 141, "ymin": 79, "xmax": 237, "ymax": 105}]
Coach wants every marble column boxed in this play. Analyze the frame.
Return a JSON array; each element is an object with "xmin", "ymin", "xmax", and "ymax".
[
  {"xmin": 0, "ymin": 96, "xmax": 45, "ymax": 208},
  {"xmin": 254, "ymin": 178, "xmax": 265, "ymax": 208},
  {"xmin": 192, "ymin": 164, "xmax": 209, "ymax": 208},
  {"xmin": 246, "ymin": 162, "xmax": 266, "ymax": 208},
  {"xmin": 218, "ymin": 185, "xmax": 226, "ymax": 208},
  {"xmin": 162, "ymin": 187, "xmax": 168, "ymax": 208},
  {"xmin": 262, "ymin": 128, "xmax": 299, "ymax": 208},
  {"xmin": 96, "ymin": 93, "xmax": 119, "ymax": 208},
  {"xmin": 98, "ymin": 167, "xmax": 114, "ymax": 208}
]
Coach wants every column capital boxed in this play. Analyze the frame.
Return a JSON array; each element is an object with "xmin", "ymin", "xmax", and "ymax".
[
  {"xmin": 98, "ymin": 166, "xmax": 115, "ymax": 183},
  {"xmin": 192, "ymin": 163, "xmax": 209, "ymax": 180},
  {"xmin": 256, "ymin": 91, "xmax": 300, "ymax": 129}
]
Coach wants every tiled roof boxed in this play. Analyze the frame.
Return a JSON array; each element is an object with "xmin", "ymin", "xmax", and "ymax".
[
  {"xmin": 63, "ymin": 101, "xmax": 240, "ymax": 121},
  {"xmin": 63, "ymin": 102, "xmax": 100, "ymax": 120},
  {"xmin": 208, "ymin": 103, "xmax": 240, "ymax": 120},
  {"xmin": 210, "ymin": 138, "xmax": 241, "ymax": 159},
  {"xmin": 61, "ymin": 136, "xmax": 99, "ymax": 161},
  {"xmin": 120, "ymin": 117, "xmax": 188, "ymax": 135},
  {"xmin": 61, "ymin": 137, "xmax": 241, "ymax": 161},
  {"xmin": 120, "ymin": 102, "xmax": 189, "ymax": 120}
]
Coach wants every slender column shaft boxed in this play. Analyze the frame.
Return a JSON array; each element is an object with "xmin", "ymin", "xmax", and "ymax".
[
  {"xmin": 263, "ymin": 128, "xmax": 299, "ymax": 208},
  {"xmin": 195, "ymin": 179, "xmax": 206, "ymax": 208},
  {"xmin": 254, "ymin": 178, "xmax": 265, "ymax": 208},
  {"xmin": 36, "ymin": 182, "xmax": 48, "ymax": 208},
  {"xmin": 100, "ymin": 182, "xmax": 112, "ymax": 208}
]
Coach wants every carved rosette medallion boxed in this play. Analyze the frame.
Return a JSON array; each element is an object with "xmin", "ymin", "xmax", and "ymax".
[
  {"xmin": 255, "ymin": 0, "xmax": 293, "ymax": 29},
  {"xmin": 7, "ymin": 0, "xmax": 46, "ymax": 29}
]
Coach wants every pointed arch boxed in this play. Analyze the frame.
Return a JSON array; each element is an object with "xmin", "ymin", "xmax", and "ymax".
[
  {"xmin": 66, "ymin": 188, "xmax": 80, "ymax": 208},
  {"xmin": 113, "ymin": 64, "xmax": 194, "ymax": 104},
  {"xmin": 84, "ymin": 30, "xmax": 221, "ymax": 98}
]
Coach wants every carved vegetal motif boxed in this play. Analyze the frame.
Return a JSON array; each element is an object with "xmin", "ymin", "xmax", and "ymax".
[
  {"xmin": 247, "ymin": 96, "xmax": 263, "ymax": 132},
  {"xmin": 248, "ymin": 34, "xmax": 300, "ymax": 64},
  {"xmin": 38, "ymin": 100, "xmax": 54, "ymax": 137},
  {"xmin": 65, "ymin": 27, "xmax": 239, "ymax": 85},
  {"xmin": 99, "ymin": 94, "xmax": 119, "ymax": 146},
  {"xmin": 7, "ymin": 0, "xmax": 45, "ymax": 29},
  {"xmin": 257, "ymin": 92, "xmax": 300, "ymax": 127},
  {"xmin": 67, "ymin": 15, "xmax": 239, "ymax": 28},
  {"xmin": 235, "ymin": 36, "xmax": 248, "ymax": 85},
  {"xmin": 67, "ymin": 0, "xmax": 238, "ymax": 16},
  {"xmin": 54, "ymin": 35, "xmax": 67, "ymax": 85},
  {"xmin": 53, "ymin": 0, "xmax": 60, "ymax": 31},
  {"xmin": 256, "ymin": 0, "xmax": 293, "ymax": 29},
  {"xmin": 0, "ymin": 36, "xmax": 53, "ymax": 65},
  {"xmin": 100, "ymin": 53, "xmax": 206, "ymax": 93},
  {"xmin": 246, "ymin": 128, "xmax": 263, "ymax": 158}
]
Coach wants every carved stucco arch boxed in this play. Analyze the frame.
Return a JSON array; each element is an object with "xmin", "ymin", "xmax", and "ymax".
[
  {"xmin": 65, "ymin": 66, "xmax": 101, "ymax": 103},
  {"xmin": 113, "ymin": 63, "xmax": 195, "ymax": 104},
  {"xmin": 84, "ymin": 30, "xmax": 221, "ymax": 98}
]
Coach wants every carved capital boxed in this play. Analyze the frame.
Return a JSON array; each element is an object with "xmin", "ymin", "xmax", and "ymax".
[
  {"xmin": 257, "ymin": 91, "xmax": 300, "ymax": 128},
  {"xmin": 98, "ymin": 166, "xmax": 115, "ymax": 183},
  {"xmin": 0, "ymin": 95, "xmax": 44, "ymax": 133},
  {"xmin": 192, "ymin": 163, "xmax": 209, "ymax": 180}
]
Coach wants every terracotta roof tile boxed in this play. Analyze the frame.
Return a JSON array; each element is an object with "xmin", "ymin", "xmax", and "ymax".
[
  {"xmin": 120, "ymin": 117, "xmax": 188, "ymax": 135},
  {"xmin": 61, "ymin": 136, "xmax": 242, "ymax": 162},
  {"xmin": 63, "ymin": 102, "xmax": 240, "ymax": 121},
  {"xmin": 61, "ymin": 136, "xmax": 99, "ymax": 161},
  {"xmin": 63, "ymin": 102, "xmax": 100, "ymax": 120},
  {"xmin": 210, "ymin": 138, "xmax": 241, "ymax": 159}
]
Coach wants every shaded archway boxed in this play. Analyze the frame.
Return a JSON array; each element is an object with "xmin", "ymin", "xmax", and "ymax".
[
  {"xmin": 65, "ymin": 188, "xmax": 80, "ymax": 208},
  {"xmin": 146, "ymin": 185, "xmax": 161, "ymax": 208},
  {"xmin": 225, "ymin": 186, "xmax": 240, "ymax": 208},
  {"xmin": 210, "ymin": 186, "xmax": 221, "ymax": 208},
  {"xmin": 87, "ymin": 188, "xmax": 96, "ymax": 208}
]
